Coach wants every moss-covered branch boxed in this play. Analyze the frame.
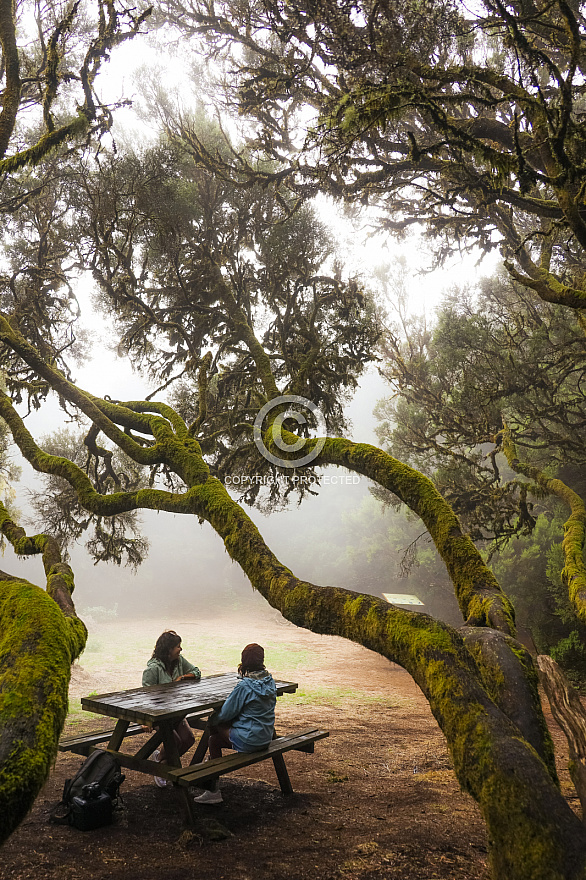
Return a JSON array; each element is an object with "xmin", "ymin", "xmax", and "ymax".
[
  {"xmin": 0, "ymin": 0, "xmax": 21, "ymax": 161},
  {"xmin": 0, "ymin": 500, "xmax": 79, "ymax": 618},
  {"xmin": 0, "ymin": 313, "xmax": 166, "ymax": 465},
  {"xmin": 460, "ymin": 626, "xmax": 555, "ymax": 772},
  {"xmin": 501, "ymin": 430, "xmax": 586, "ymax": 624},
  {"xmin": 0, "ymin": 390, "xmax": 210, "ymax": 516},
  {"xmin": 208, "ymin": 263, "xmax": 280, "ymax": 400},
  {"xmin": 269, "ymin": 432, "xmax": 515, "ymax": 634},
  {"xmin": 538, "ymin": 655, "xmax": 586, "ymax": 824}
]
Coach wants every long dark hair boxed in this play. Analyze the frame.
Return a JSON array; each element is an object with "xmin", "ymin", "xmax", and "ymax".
[{"xmin": 152, "ymin": 630, "xmax": 181, "ymax": 674}]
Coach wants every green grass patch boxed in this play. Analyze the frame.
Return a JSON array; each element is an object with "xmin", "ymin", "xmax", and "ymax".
[{"xmin": 287, "ymin": 685, "xmax": 401, "ymax": 708}]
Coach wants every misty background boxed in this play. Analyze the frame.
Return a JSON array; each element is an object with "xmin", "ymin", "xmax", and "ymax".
[
  {"xmin": 0, "ymin": 32, "xmax": 485, "ymax": 629},
  {"xmin": 0, "ymin": 350, "xmax": 463, "ymax": 626}
]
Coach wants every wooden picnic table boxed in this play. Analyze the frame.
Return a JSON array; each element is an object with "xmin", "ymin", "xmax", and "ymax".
[{"xmin": 75, "ymin": 672, "xmax": 302, "ymax": 824}]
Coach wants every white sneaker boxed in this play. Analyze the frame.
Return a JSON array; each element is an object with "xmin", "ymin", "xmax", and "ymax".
[
  {"xmin": 153, "ymin": 750, "xmax": 168, "ymax": 787},
  {"xmin": 193, "ymin": 789, "xmax": 223, "ymax": 804}
]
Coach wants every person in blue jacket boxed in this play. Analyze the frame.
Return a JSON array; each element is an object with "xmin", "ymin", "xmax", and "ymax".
[
  {"xmin": 142, "ymin": 630, "xmax": 201, "ymax": 788},
  {"xmin": 194, "ymin": 643, "xmax": 276, "ymax": 805}
]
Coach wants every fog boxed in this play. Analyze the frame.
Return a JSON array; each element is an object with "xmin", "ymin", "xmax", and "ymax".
[
  {"xmin": 0, "ymin": 364, "xmax": 462, "ymax": 626},
  {"xmin": 0, "ymin": 188, "xmax": 473, "ymax": 626}
]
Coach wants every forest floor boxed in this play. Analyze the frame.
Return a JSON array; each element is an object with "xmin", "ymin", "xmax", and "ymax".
[{"xmin": 2, "ymin": 601, "xmax": 580, "ymax": 880}]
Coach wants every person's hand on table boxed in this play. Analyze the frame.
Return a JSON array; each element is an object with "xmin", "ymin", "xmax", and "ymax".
[{"xmin": 176, "ymin": 673, "xmax": 196, "ymax": 682}]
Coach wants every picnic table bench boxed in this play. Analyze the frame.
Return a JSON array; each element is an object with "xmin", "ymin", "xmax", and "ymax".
[
  {"xmin": 59, "ymin": 710, "xmax": 211, "ymax": 757},
  {"xmin": 167, "ymin": 728, "xmax": 329, "ymax": 795}
]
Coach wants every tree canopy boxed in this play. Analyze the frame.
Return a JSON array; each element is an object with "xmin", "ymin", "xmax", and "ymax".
[{"xmin": 158, "ymin": 0, "xmax": 586, "ymax": 310}]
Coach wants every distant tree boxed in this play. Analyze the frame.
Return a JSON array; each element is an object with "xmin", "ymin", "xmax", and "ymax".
[
  {"xmin": 376, "ymin": 268, "xmax": 586, "ymax": 667},
  {"xmin": 490, "ymin": 506, "xmax": 586, "ymax": 684},
  {"xmin": 47, "ymin": 129, "xmax": 380, "ymax": 511},
  {"xmin": 376, "ymin": 270, "xmax": 586, "ymax": 545}
]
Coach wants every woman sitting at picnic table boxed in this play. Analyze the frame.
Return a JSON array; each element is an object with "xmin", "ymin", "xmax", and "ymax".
[
  {"xmin": 195, "ymin": 643, "xmax": 276, "ymax": 805},
  {"xmin": 142, "ymin": 629, "xmax": 201, "ymax": 788}
]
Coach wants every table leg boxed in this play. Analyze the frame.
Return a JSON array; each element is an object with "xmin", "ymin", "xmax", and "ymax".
[
  {"xmin": 272, "ymin": 753, "xmax": 294, "ymax": 796},
  {"xmin": 189, "ymin": 725, "xmax": 210, "ymax": 765},
  {"xmin": 158, "ymin": 721, "xmax": 199, "ymax": 826},
  {"xmin": 160, "ymin": 722, "xmax": 181, "ymax": 767},
  {"xmin": 134, "ymin": 729, "xmax": 165, "ymax": 761},
  {"xmin": 181, "ymin": 787, "xmax": 198, "ymax": 826},
  {"xmin": 107, "ymin": 719, "xmax": 130, "ymax": 751}
]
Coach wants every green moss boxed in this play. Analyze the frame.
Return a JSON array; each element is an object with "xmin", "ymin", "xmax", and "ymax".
[
  {"xmin": 502, "ymin": 430, "xmax": 586, "ymax": 625},
  {"xmin": 0, "ymin": 577, "xmax": 86, "ymax": 843},
  {"xmin": 0, "ymin": 113, "xmax": 89, "ymax": 175}
]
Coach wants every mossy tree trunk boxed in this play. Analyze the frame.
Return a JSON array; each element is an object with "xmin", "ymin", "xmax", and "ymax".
[
  {"xmin": 0, "ymin": 509, "xmax": 86, "ymax": 842},
  {"xmin": 538, "ymin": 655, "xmax": 586, "ymax": 824}
]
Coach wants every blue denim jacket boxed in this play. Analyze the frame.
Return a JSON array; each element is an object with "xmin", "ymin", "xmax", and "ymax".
[{"xmin": 215, "ymin": 671, "xmax": 276, "ymax": 751}]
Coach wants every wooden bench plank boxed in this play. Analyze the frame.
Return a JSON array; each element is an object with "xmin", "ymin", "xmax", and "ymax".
[
  {"xmin": 170, "ymin": 728, "xmax": 329, "ymax": 788},
  {"xmin": 90, "ymin": 730, "xmax": 328, "ymax": 783},
  {"xmin": 74, "ymin": 728, "xmax": 328, "ymax": 800},
  {"xmin": 59, "ymin": 710, "xmax": 211, "ymax": 755}
]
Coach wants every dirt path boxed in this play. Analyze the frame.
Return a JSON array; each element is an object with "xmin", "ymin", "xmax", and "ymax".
[{"xmin": 2, "ymin": 606, "xmax": 577, "ymax": 880}]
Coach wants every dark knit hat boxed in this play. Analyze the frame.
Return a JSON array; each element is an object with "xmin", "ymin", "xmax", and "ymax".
[{"xmin": 241, "ymin": 643, "xmax": 265, "ymax": 671}]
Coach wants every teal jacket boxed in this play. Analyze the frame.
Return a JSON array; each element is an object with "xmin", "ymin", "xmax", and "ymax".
[
  {"xmin": 142, "ymin": 656, "xmax": 201, "ymax": 686},
  {"xmin": 214, "ymin": 670, "xmax": 276, "ymax": 752}
]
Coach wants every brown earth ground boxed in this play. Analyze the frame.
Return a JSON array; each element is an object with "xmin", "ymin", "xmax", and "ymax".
[{"xmin": 2, "ymin": 601, "xmax": 580, "ymax": 880}]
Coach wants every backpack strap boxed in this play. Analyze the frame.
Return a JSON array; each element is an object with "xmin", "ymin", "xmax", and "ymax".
[
  {"xmin": 49, "ymin": 800, "xmax": 71, "ymax": 825},
  {"xmin": 49, "ymin": 776, "xmax": 74, "ymax": 825}
]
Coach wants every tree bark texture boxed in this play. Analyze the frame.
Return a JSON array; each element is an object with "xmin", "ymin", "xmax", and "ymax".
[
  {"xmin": 0, "ymin": 573, "xmax": 86, "ymax": 841},
  {"xmin": 538, "ymin": 655, "xmax": 586, "ymax": 823}
]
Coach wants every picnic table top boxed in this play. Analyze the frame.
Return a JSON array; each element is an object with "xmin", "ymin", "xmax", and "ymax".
[{"xmin": 81, "ymin": 672, "xmax": 298, "ymax": 725}]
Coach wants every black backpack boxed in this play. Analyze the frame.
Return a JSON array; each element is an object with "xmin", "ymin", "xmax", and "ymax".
[{"xmin": 51, "ymin": 750, "xmax": 124, "ymax": 831}]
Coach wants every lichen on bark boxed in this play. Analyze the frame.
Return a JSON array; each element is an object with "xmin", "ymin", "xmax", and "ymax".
[{"xmin": 0, "ymin": 575, "xmax": 85, "ymax": 841}]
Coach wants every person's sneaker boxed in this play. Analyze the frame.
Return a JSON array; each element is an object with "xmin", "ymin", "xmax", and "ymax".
[
  {"xmin": 152, "ymin": 749, "xmax": 168, "ymax": 787},
  {"xmin": 193, "ymin": 789, "xmax": 223, "ymax": 804}
]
